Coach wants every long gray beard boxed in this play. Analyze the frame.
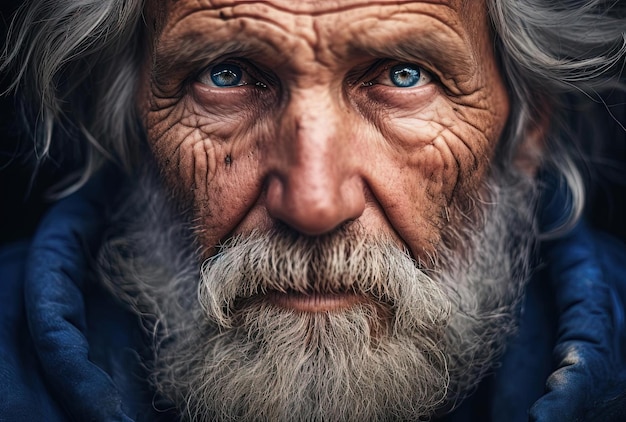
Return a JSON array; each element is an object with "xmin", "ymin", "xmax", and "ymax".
[{"xmin": 97, "ymin": 167, "xmax": 537, "ymax": 421}]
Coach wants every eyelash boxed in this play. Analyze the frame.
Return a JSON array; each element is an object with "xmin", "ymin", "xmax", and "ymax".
[
  {"xmin": 359, "ymin": 60, "xmax": 435, "ymax": 88},
  {"xmin": 194, "ymin": 58, "xmax": 272, "ymax": 89}
]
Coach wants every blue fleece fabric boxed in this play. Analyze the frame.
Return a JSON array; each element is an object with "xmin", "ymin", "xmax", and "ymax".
[
  {"xmin": 1, "ymin": 171, "xmax": 625, "ymax": 421},
  {"xmin": 0, "ymin": 171, "xmax": 171, "ymax": 421}
]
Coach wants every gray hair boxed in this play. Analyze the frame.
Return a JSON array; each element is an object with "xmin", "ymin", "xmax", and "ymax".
[
  {"xmin": 1, "ymin": 0, "xmax": 145, "ymax": 196},
  {"xmin": 487, "ymin": 0, "xmax": 626, "ymax": 231},
  {"xmin": 2, "ymin": 0, "xmax": 625, "ymax": 218}
]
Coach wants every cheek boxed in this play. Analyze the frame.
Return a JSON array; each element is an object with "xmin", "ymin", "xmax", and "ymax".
[
  {"xmin": 374, "ymin": 99, "xmax": 495, "ymax": 197},
  {"xmin": 144, "ymin": 94, "xmax": 270, "ymax": 246},
  {"xmin": 361, "ymin": 97, "xmax": 505, "ymax": 258}
]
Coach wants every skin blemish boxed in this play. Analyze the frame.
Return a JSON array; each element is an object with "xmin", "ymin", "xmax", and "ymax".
[{"xmin": 225, "ymin": 154, "xmax": 232, "ymax": 166}]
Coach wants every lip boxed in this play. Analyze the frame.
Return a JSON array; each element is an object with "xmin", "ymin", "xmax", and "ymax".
[{"xmin": 267, "ymin": 291, "xmax": 365, "ymax": 312}]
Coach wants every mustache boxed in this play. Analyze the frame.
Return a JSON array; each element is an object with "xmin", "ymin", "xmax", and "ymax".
[
  {"xmin": 198, "ymin": 223, "xmax": 452, "ymax": 332},
  {"xmin": 208, "ymin": 223, "xmax": 397, "ymax": 294}
]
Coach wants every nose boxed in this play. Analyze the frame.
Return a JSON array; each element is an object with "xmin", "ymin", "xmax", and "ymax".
[{"xmin": 265, "ymin": 88, "xmax": 365, "ymax": 235}]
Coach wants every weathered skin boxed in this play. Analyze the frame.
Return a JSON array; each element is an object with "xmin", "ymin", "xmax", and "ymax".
[{"xmin": 140, "ymin": 0, "xmax": 510, "ymax": 268}]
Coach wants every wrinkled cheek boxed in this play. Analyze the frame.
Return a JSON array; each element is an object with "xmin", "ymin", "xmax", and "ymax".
[
  {"xmin": 383, "ymin": 122, "xmax": 462, "ymax": 208},
  {"xmin": 405, "ymin": 124, "xmax": 491, "ymax": 204},
  {"xmin": 143, "ymin": 104, "xmax": 270, "ymax": 248},
  {"xmin": 396, "ymin": 146, "xmax": 453, "ymax": 255},
  {"xmin": 146, "ymin": 100, "xmax": 228, "ymax": 178},
  {"xmin": 373, "ymin": 113, "xmax": 496, "ymax": 259},
  {"xmin": 145, "ymin": 122, "xmax": 213, "ymax": 204}
]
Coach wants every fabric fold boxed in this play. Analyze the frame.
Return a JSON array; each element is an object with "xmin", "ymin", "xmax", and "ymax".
[{"xmin": 23, "ymin": 169, "xmax": 134, "ymax": 421}]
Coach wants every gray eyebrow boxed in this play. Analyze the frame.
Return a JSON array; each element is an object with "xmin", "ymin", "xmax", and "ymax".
[
  {"xmin": 153, "ymin": 33, "xmax": 259, "ymax": 80},
  {"xmin": 346, "ymin": 32, "xmax": 479, "ymax": 95}
]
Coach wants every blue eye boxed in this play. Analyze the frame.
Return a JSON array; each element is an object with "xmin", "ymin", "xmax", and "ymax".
[
  {"xmin": 389, "ymin": 64, "xmax": 422, "ymax": 88},
  {"xmin": 210, "ymin": 63, "xmax": 243, "ymax": 87}
]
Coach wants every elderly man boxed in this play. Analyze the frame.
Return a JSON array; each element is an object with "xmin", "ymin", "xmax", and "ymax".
[{"xmin": 1, "ymin": 0, "xmax": 625, "ymax": 420}]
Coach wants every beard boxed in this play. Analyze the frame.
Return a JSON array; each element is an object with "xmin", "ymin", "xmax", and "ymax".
[{"xmin": 97, "ymin": 164, "xmax": 537, "ymax": 421}]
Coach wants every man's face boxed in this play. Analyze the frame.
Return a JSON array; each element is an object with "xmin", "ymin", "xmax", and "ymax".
[
  {"xmin": 127, "ymin": 0, "xmax": 530, "ymax": 419},
  {"xmin": 143, "ymin": 0, "xmax": 509, "ymax": 264}
]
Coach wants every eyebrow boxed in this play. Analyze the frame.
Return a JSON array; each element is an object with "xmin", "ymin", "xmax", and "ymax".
[
  {"xmin": 153, "ymin": 33, "xmax": 264, "ymax": 82},
  {"xmin": 347, "ymin": 28, "xmax": 479, "ymax": 94}
]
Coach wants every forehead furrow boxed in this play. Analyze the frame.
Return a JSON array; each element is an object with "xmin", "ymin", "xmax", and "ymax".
[{"xmin": 153, "ymin": 0, "xmax": 479, "ymax": 74}]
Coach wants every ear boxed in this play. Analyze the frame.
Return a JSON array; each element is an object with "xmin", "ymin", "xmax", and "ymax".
[{"xmin": 513, "ymin": 102, "xmax": 552, "ymax": 177}]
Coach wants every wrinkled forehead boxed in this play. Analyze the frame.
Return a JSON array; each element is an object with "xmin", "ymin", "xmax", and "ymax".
[
  {"xmin": 146, "ymin": 0, "xmax": 488, "ymax": 46},
  {"xmin": 144, "ymin": 0, "xmax": 494, "ymax": 86},
  {"xmin": 151, "ymin": 0, "xmax": 467, "ymax": 14}
]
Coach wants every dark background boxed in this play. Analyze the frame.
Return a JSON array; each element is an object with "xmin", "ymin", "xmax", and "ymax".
[
  {"xmin": 1, "ymin": 0, "xmax": 87, "ymax": 244},
  {"xmin": 1, "ymin": 0, "xmax": 45, "ymax": 243},
  {"xmin": 1, "ymin": 1, "xmax": 625, "ymax": 246}
]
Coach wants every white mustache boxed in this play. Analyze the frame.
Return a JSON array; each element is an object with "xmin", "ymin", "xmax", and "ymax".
[{"xmin": 199, "ymin": 224, "xmax": 452, "ymax": 333}]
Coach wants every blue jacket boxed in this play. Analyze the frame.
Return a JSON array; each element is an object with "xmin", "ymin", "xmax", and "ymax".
[{"xmin": 1, "ymin": 171, "xmax": 625, "ymax": 421}]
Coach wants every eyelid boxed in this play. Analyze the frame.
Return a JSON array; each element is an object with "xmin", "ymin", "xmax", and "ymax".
[
  {"xmin": 362, "ymin": 60, "xmax": 435, "ymax": 88},
  {"xmin": 196, "ymin": 58, "xmax": 270, "ymax": 88},
  {"xmin": 196, "ymin": 59, "xmax": 247, "ymax": 87}
]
